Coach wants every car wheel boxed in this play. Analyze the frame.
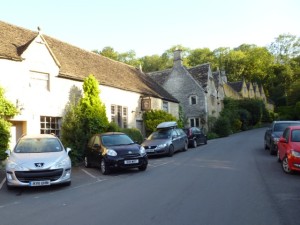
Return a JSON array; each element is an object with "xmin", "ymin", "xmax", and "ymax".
[
  {"xmin": 264, "ymin": 140, "xmax": 269, "ymax": 150},
  {"xmin": 168, "ymin": 145, "xmax": 174, "ymax": 157},
  {"xmin": 269, "ymin": 144, "xmax": 276, "ymax": 155},
  {"xmin": 84, "ymin": 156, "xmax": 90, "ymax": 168},
  {"xmin": 204, "ymin": 138, "xmax": 207, "ymax": 145},
  {"xmin": 183, "ymin": 141, "xmax": 188, "ymax": 151},
  {"xmin": 138, "ymin": 164, "xmax": 147, "ymax": 171},
  {"xmin": 100, "ymin": 159, "xmax": 110, "ymax": 175},
  {"xmin": 282, "ymin": 156, "xmax": 293, "ymax": 174},
  {"xmin": 192, "ymin": 139, "xmax": 197, "ymax": 148}
]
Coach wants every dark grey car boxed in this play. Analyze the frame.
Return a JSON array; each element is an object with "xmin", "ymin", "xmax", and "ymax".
[{"xmin": 142, "ymin": 128, "xmax": 188, "ymax": 157}]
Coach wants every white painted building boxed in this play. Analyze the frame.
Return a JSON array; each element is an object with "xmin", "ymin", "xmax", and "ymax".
[{"xmin": 0, "ymin": 21, "xmax": 179, "ymax": 149}]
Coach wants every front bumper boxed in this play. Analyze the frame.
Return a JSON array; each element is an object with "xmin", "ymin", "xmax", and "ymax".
[
  {"xmin": 6, "ymin": 168, "xmax": 72, "ymax": 187},
  {"xmin": 144, "ymin": 146, "xmax": 169, "ymax": 156},
  {"xmin": 105, "ymin": 155, "xmax": 148, "ymax": 169}
]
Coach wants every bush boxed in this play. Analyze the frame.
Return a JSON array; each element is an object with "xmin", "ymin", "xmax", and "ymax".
[
  {"xmin": 207, "ymin": 132, "xmax": 219, "ymax": 140},
  {"xmin": 121, "ymin": 128, "xmax": 144, "ymax": 144},
  {"xmin": 0, "ymin": 119, "xmax": 11, "ymax": 160},
  {"xmin": 213, "ymin": 116, "xmax": 231, "ymax": 137},
  {"xmin": 143, "ymin": 109, "xmax": 178, "ymax": 136}
]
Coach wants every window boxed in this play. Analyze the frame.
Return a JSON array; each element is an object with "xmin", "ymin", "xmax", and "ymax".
[
  {"xmin": 30, "ymin": 71, "xmax": 49, "ymax": 91},
  {"xmin": 40, "ymin": 116, "xmax": 61, "ymax": 137},
  {"xmin": 190, "ymin": 118, "xmax": 200, "ymax": 127},
  {"xmin": 111, "ymin": 105, "xmax": 128, "ymax": 128},
  {"xmin": 190, "ymin": 96, "xmax": 197, "ymax": 105},
  {"xmin": 162, "ymin": 101, "xmax": 168, "ymax": 112}
]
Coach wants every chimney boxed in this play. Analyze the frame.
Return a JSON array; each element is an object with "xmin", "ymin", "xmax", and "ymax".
[{"xmin": 173, "ymin": 49, "xmax": 183, "ymax": 67}]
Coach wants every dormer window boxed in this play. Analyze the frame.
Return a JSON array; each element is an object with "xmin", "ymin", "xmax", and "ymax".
[{"xmin": 190, "ymin": 95, "xmax": 197, "ymax": 105}]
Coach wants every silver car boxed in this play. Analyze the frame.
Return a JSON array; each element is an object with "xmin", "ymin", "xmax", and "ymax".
[{"xmin": 5, "ymin": 134, "xmax": 72, "ymax": 188}]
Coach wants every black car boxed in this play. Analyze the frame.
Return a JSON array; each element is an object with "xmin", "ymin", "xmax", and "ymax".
[
  {"xmin": 264, "ymin": 120, "xmax": 300, "ymax": 155},
  {"xmin": 84, "ymin": 132, "xmax": 148, "ymax": 174},
  {"xmin": 183, "ymin": 127, "xmax": 207, "ymax": 148},
  {"xmin": 142, "ymin": 121, "xmax": 188, "ymax": 157}
]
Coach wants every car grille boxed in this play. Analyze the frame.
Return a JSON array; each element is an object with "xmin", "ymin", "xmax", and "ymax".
[
  {"xmin": 144, "ymin": 146, "xmax": 156, "ymax": 149},
  {"xmin": 15, "ymin": 169, "xmax": 64, "ymax": 183},
  {"xmin": 124, "ymin": 153, "xmax": 140, "ymax": 158}
]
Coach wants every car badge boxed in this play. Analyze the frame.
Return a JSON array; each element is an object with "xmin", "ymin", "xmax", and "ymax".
[
  {"xmin": 128, "ymin": 151, "xmax": 132, "ymax": 154},
  {"xmin": 35, "ymin": 163, "xmax": 44, "ymax": 168}
]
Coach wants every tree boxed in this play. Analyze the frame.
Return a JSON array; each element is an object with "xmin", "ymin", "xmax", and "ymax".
[
  {"xmin": 0, "ymin": 87, "xmax": 18, "ymax": 160},
  {"xmin": 60, "ymin": 75, "xmax": 109, "ymax": 164},
  {"xmin": 93, "ymin": 46, "xmax": 119, "ymax": 60},
  {"xmin": 268, "ymin": 33, "xmax": 300, "ymax": 64},
  {"xmin": 187, "ymin": 48, "xmax": 217, "ymax": 68}
]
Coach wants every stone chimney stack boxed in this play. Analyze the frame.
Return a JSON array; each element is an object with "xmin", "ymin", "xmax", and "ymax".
[{"xmin": 173, "ymin": 49, "xmax": 183, "ymax": 68}]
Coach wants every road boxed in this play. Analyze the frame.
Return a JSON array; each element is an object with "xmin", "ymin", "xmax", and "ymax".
[{"xmin": 0, "ymin": 127, "xmax": 300, "ymax": 225}]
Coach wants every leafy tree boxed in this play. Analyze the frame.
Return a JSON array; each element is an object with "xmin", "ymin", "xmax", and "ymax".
[
  {"xmin": 268, "ymin": 33, "xmax": 300, "ymax": 64},
  {"xmin": 93, "ymin": 46, "xmax": 119, "ymax": 60},
  {"xmin": 0, "ymin": 87, "xmax": 18, "ymax": 160},
  {"xmin": 61, "ymin": 75, "xmax": 109, "ymax": 164},
  {"xmin": 187, "ymin": 48, "xmax": 217, "ymax": 68}
]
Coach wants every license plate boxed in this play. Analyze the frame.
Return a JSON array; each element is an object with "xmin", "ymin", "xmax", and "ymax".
[
  {"xmin": 146, "ymin": 149, "xmax": 155, "ymax": 153},
  {"xmin": 124, "ymin": 159, "xmax": 139, "ymax": 164},
  {"xmin": 29, "ymin": 180, "xmax": 51, "ymax": 186}
]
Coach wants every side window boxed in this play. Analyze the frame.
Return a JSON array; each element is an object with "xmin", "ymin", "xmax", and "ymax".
[{"xmin": 283, "ymin": 128, "xmax": 289, "ymax": 140}]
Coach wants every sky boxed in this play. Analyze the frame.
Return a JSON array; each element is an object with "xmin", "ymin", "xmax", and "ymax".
[{"xmin": 1, "ymin": 0, "xmax": 300, "ymax": 57}]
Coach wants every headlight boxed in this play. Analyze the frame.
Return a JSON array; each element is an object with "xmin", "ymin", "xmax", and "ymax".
[
  {"xmin": 140, "ymin": 146, "xmax": 146, "ymax": 154},
  {"xmin": 6, "ymin": 161, "xmax": 24, "ymax": 170},
  {"xmin": 291, "ymin": 150, "xmax": 300, "ymax": 158},
  {"xmin": 156, "ymin": 144, "xmax": 167, "ymax": 149},
  {"xmin": 107, "ymin": 149, "xmax": 117, "ymax": 156},
  {"xmin": 55, "ymin": 157, "xmax": 71, "ymax": 168},
  {"xmin": 273, "ymin": 137, "xmax": 279, "ymax": 143}
]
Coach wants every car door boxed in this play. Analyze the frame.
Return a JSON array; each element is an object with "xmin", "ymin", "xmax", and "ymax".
[
  {"xmin": 86, "ymin": 135, "xmax": 96, "ymax": 165},
  {"xmin": 279, "ymin": 128, "xmax": 290, "ymax": 160},
  {"xmin": 171, "ymin": 129, "xmax": 181, "ymax": 152}
]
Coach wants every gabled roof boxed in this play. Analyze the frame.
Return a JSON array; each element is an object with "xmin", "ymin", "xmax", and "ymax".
[
  {"xmin": 187, "ymin": 63, "xmax": 210, "ymax": 90},
  {"xmin": 147, "ymin": 68, "xmax": 172, "ymax": 86},
  {"xmin": 0, "ymin": 20, "xmax": 178, "ymax": 103},
  {"xmin": 227, "ymin": 81, "xmax": 244, "ymax": 92}
]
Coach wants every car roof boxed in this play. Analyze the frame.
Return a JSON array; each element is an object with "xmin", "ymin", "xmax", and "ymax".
[
  {"xmin": 21, "ymin": 134, "xmax": 58, "ymax": 139},
  {"xmin": 288, "ymin": 126, "xmax": 300, "ymax": 130},
  {"xmin": 99, "ymin": 132, "xmax": 126, "ymax": 136},
  {"xmin": 157, "ymin": 121, "xmax": 177, "ymax": 129},
  {"xmin": 273, "ymin": 120, "xmax": 300, "ymax": 124}
]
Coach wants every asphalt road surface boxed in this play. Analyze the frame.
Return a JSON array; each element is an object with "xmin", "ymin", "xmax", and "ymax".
[{"xmin": 1, "ymin": 127, "xmax": 300, "ymax": 225}]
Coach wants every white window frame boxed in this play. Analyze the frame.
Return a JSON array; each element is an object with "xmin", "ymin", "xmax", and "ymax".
[{"xmin": 30, "ymin": 71, "xmax": 50, "ymax": 91}]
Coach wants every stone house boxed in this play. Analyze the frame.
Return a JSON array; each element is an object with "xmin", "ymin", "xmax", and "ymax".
[
  {"xmin": 148, "ymin": 50, "xmax": 222, "ymax": 129},
  {"xmin": 0, "ymin": 21, "xmax": 179, "ymax": 148}
]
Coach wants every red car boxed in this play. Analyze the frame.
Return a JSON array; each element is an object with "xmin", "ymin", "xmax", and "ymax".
[{"xmin": 277, "ymin": 126, "xmax": 300, "ymax": 174}]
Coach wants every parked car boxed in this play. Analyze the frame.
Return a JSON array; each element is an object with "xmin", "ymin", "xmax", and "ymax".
[
  {"xmin": 277, "ymin": 126, "xmax": 300, "ymax": 174},
  {"xmin": 5, "ymin": 134, "xmax": 72, "ymax": 188},
  {"xmin": 183, "ymin": 127, "xmax": 207, "ymax": 148},
  {"xmin": 264, "ymin": 120, "xmax": 300, "ymax": 155},
  {"xmin": 84, "ymin": 132, "xmax": 148, "ymax": 174},
  {"xmin": 142, "ymin": 121, "xmax": 188, "ymax": 157}
]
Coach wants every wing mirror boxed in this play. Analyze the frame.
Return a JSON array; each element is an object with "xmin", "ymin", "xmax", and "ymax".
[{"xmin": 66, "ymin": 147, "xmax": 71, "ymax": 154}]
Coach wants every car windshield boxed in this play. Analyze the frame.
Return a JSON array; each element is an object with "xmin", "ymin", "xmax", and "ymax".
[
  {"xmin": 148, "ymin": 129, "xmax": 172, "ymax": 140},
  {"xmin": 274, "ymin": 123, "xmax": 300, "ymax": 132},
  {"xmin": 101, "ymin": 134, "xmax": 134, "ymax": 146},
  {"xmin": 14, "ymin": 138, "xmax": 62, "ymax": 153},
  {"xmin": 291, "ymin": 130, "xmax": 300, "ymax": 142}
]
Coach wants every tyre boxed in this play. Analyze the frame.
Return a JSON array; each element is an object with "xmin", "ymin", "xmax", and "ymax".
[
  {"xmin": 168, "ymin": 145, "xmax": 174, "ymax": 157},
  {"xmin": 204, "ymin": 138, "xmax": 207, "ymax": 145},
  {"xmin": 100, "ymin": 159, "xmax": 110, "ymax": 175},
  {"xmin": 84, "ymin": 156, "xmax": 91, "ymax": 168},
  {"xmin": 138, "ymin": 164, "xmax": 147, "ymax": 171},
  {"xmin": 183, "ymin": 141, "xmax": 188, "ymax": 151},
  {"xmin": 282, "ymin": 156, "xmax": 293, "ymax": 174},
  {"xmin": 192, "ymin": 139, "xmax": 197, "ymax": 148},
  {"xmin": 264, "ymin": 140, "xmax": 269, "ymax": 150},
  {"xmin": 269, "ymin": 143, "xmax": 276, "ymax": 155}
]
